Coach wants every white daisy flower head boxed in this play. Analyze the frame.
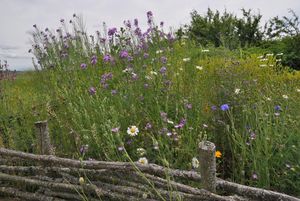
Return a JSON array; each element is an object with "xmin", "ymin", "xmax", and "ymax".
[
  {"xmin": 296, "ymin": 88, "xmax": 300, "ymax": 92},
  {"xmin": 183, "ymin": 58, "xmax": 191, "ymax": 62},
  {"xmin": 192, "ymin": 157, "xmax": 199, "ymax": 169},
  {"xmin": 282, "ymin": 95, "xmax": 289, "ymax": 99},
  {"xmin": 156, "ymin": 50, "xmax": 163, "ymax": 54},
  {"xmin": 196, "ymin": 66, "xmax": 203, "ymax": 70},
  {"xmin": 127, "ymin": 125, "xmax": 139, "ymax": 136},
  {"xmin": 138, "ymin": 157, "xmax": 148, "ymax": 165},
  {"xmin": 234, "ymin": 88, "xmax": 241, "ymax": 94},
  {"xmin": 202, "ymin": 49, "xmax": 209, "ymax": 52},
  {"xmin": 150, "ymin": 71, "xmax": 158, "ymax": 75}
]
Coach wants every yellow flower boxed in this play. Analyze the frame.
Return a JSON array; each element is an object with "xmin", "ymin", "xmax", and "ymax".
[
  {"xmin": 215, "ymin": 150, "xmax": 222, "ymax": 158},
  {"xmin": 79, "ymin": 177, "xmax": 85, "ymax": 185}
]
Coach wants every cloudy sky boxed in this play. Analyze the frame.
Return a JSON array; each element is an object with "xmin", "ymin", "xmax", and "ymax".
[{"xmin": 1, "ymin": 0, "xmax": 299, "ymax": 71}]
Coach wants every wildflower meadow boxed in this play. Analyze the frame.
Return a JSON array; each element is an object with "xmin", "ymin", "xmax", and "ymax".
[{"xmin": 1, "ymin": 11, "xmax": 300, "ymax": 196}]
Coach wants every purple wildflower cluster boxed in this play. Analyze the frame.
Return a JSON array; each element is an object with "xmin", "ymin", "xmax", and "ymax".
[{"xmin": 100, "ymin": 72, "xmax": 113, "ymax": 88}]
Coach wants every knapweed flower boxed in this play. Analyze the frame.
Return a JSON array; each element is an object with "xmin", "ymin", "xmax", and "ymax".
[
  {"xmin": 89, "ymin": 87, "xmax": 96, "ymax": 95},
  {"xmin": 79, "ymin": 177, "xmax": 85, "ymax": 185},
  {"xmin": 282, "ymin": 95, "xmax": 288, "ymax": 99},
  {"xmin": 211, "ymin": 105, "xmax": 217, "ymax": 111},
  {"xmin": 185, "ymin": 103, "xmax": 192, "ymax": 109},
  {"xmin": 127, "ymin": 126, "xmax": 139, "ymax": 136},
  {"xmin": 103, "ymin": 54, "xmax": 111, "ymax": 62},
  {"xmin": 80, "ymin": 63, "xmax": 87, "ymax": 69},
  {"xmin": 220, "ymin": 104, "xmax": 229, "ymax": 111},
  {"xmin": 145, "ymin": 122, "xmax": 152, "ymax": 130},
  {"xmin": 160, "ymin": 56, "xmax": 167, "ymax": 64},
  {"xmin": 192, "ymin": 157, "xmax": 199, "ymax": 169},
  {"xmin": 120, "ymin": 50, "xmax": 129, "ymax": 58},
  {"xmin": 182, "ymin": 58, "xmax": 191, "ymax": 62},
  {"xmin": 111, "ymin": 90, "xmax": 118, "ymax": 95},
  {"xmin": 138, "ymin": 157, "xmax": 148, "ymax": 165},
  {"xmin": 111, "ymin": 127, "xmax": 120, "ymax": 133},
  {"xmin": 91, "ymin": 55, "xmax": 97, "ymax": 65},
  {"xmin": 174, "ymin": 118, "xmax": 186, "ymax": 129},
  {"xmin": 215, "ymin": 150, "xmax": 222, "ymax": 158},
  {"xmin": 108, "ymin": 27, "xmax": 117, "ymax": 36},
  {"xmin": 143, "ymin": 53, "xmax": 149, "ymax": 58},
  {"xmin": 159, "ymin": 66, "xmax": 167, "ymax": 74}
]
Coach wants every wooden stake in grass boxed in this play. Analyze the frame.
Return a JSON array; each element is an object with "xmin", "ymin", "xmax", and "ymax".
[
  {"xmin": 34, "ymin": 121, "xmax": 54, "ymax": 155},
  {"xmin": 198, "ymin": 141, "xmax": 216, "ymax": 193}
]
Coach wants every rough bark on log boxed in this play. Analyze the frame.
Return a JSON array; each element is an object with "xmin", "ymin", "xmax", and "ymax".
[
  {"xmin": 217, "ymin": 178, "xmax": 300, "ymax": 201},
  {"xmin": 199, "ymin": 141, "xmax": 216, "ymax": 193},
  {"xmin": 0, "ymin": 186, "xmax": 65, "ymax": 201},
  {"xmin": 0, "ymin": 148, "xmax": 201, "ymax": 181},
  {"xmin": 34, "ymin": 121, "xmax": 55, "ymax": 155}
]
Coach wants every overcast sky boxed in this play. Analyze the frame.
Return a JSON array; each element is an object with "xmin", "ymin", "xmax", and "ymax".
[{"xmin": 1, "ymin": 0, "xmax": 299, "ymax": 71}]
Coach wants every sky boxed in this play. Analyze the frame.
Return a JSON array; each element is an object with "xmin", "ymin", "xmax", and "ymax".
[{"xmin": 0, "ymin": 0, "xmax": 299, "ymax": 71}]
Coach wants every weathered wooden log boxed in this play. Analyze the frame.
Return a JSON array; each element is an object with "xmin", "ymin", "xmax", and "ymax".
[
  {"xmin": 0, "ymin": 186, "xmax": 64, "ymax": 201},
  {"xmin": 34, "ymin": 121, "xmax": 54, "ymax": 155},
  {"xmin": 217, "ymin": 179, "xmax": 300, "ymax": 201},
  {"xmin": 199, "ymin": 141, "xmax": 216, "ymax": 193},
  {"xmin": 0, "ymin": 148, "xmax": 201, "ymax": 181}
]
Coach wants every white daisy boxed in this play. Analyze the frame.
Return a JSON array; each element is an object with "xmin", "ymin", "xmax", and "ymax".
[
  {"xmin": 138, "ymin": 157, "xmax": 148, "ymax": 165},
  {"xmin": 127, "ymin": 126, "xmax": 139, "ymax": 136},
  {"xmin": 183, "ymin": 58, "xmax": 191, "ymax": 62},
  {"xmin": 282, "ymin": 95, "xmax": 288, "ymax": 99},
  {"xmin": 192, "ymin": 157, "xmax": 199, "ymax": 169},
  {"xmin": 196, "ymin": 66, "xmax": 203, "ymax": 70},
  {"xmin": 234, "ymin": 88, "xmax": 241, "ymax": 94}
]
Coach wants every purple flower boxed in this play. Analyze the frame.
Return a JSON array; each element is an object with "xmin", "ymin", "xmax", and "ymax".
[
  {"xmin": 108, "ymin": 27, "xmax": 117, "ymax": 36},
  {"xmin": 89, "ymin": 87, "xmax": 96, "ymax": 95},
  {"xmin": 144, "ymin": 83, "xmax": 149, "ymax": 88},
  {"xmin": 145, "ymin": 122, "xmax": 152, "ymax": 130},
  {"xmin": 91, "ymin": 55, "xmax": 97, "ymax": 65},
  {"xmin": 80, "ymin": 145, "xmax": 89, "ymax": 155},
  {"xmin": 120, "ymin": 50, "xmax": 129, "ymax": 58},
  {"xmin": 160, "ymin": 21, "xmax": 164, "ymax": 27},
  {"xmin": 134, "ymin": 18, "xmax": 138, "ymax": 27},
  {"xmin": 111, "ymin": 127, "xmax": 120, "ymax": 133},
  {"xmin": 143, "ymin": 53, "xmax": 149, "ymax": 58},
  {"xmin": 220, "ymin": 104, "xmax": 229, "ymax": 111},
  {"xmin": 274, "ymin": 105, "xmax": 281, "ymax": 111},
  {"xmin": 185, "ymin": 103, "xmax": 192, "ymax": 109},
  {"xmin": 250, "ymin": 132, "xmax": 256, "ymax": 140},
  {"xmin": 160, "ymin": 56, "xmax": 167, "ymax": 64},
  {"xmin": 111, "ymin": 90, "xmax": 118, "ymax": 95},
  {"xmin": 147, "ymin": 11, "xmax": 153, "ymax": 19},
  {"xmin": 103, "ymin": 54, "xmax": 111, "ymax": 62},
  {"xmin": 175, "ymin": 118, "xmax": 186, "ymax": 129},
  {"xmin": 252, "ymin": 173, "xmax": 258, "ymax": 180},
  {"xmin": 80, "ymin": 63, "xmax": 87, "ymax": 69},
  {"xmin": 159, "ymin": 66, "xmax": 167, "ymax": 74},
  {"xmin": 211, "ymin": 105, "xmax": 217, "ymax": 111}
]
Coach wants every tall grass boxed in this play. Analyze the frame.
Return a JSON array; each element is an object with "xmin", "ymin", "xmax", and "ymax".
[{"xmin": 1, "ymin": 12, "xmax": 300, "ymax": 195}]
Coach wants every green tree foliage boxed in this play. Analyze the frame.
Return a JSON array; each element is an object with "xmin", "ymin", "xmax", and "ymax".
[{"xmin": 187, "ymin": 8, "xmax": 263, "ymax": 49}]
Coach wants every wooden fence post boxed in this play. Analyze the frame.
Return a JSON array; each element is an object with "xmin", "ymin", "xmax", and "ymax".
[
  {"xmin": 34, "ymin": 121, "xmax": 54, "ymax": 155},
  {"xmin": 199, "ymin": 141, "xmax": 216, "ymax": 193}
]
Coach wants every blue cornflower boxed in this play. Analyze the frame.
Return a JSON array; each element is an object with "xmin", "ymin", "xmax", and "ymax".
[{"xmin": 220, "ymin": 104, "xmax": 229, "ymax": 111}]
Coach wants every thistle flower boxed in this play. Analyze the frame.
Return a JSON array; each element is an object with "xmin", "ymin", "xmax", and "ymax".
[
  {"xmin": 80, "ymin": 63, "xmax": 87, "ymax": 69},
  {"xmin": 89, "ymin": 87, "xmax": 96, "ymax": 95},
  {"xmin": 120, "ymin": 50, "xmax": 129, "ymax": 58},
  {"xmin": 103, "ymin": 54, "xmax": 111, "ymax": 62},
  {"xmin": 138, "ymin": 157, "xmax": 148, "ymax": 165},
  {"xmin": 108, "ymin": 27, "xmax": 117, "ymax": 36},
  {"xmin": 127, "ymin": 126, "xmax": 139, "ymax": 136}
]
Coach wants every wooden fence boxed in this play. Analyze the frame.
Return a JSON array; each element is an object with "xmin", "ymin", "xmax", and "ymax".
[{"xmin": 0, "ymin": 121, "xmax": 299, "ymax": 201}]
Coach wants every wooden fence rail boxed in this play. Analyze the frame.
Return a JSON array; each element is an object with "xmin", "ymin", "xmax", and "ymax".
[{"xmin": 0, "ymin": 121, "xmax": 299, "ymax": 201}]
